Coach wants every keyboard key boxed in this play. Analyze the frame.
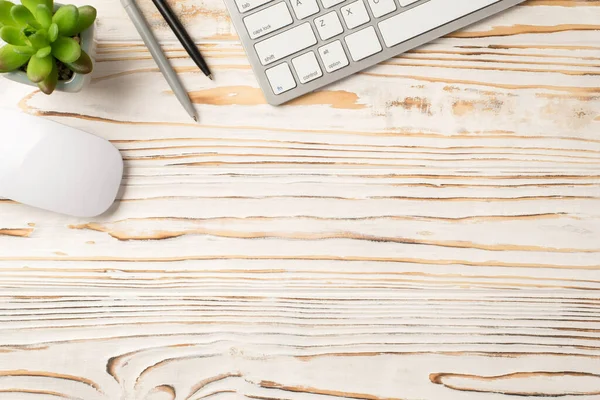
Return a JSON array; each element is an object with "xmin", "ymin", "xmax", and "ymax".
[
  {"xmin": 244, "ymin": 2, "xmax": 293, "ymax": 40},
  {"xmin": 379, "ymin": 0, "xmax": 499, "ymax": 48},
  {"xmin": 235, "ymin": 0, "xmax": 272, "ymax": 13},
  {"xmin": 399, "ymin": 0, "xmax": 420, "ymax": 5},
  {"xmin": 366, "ymin": 0, "xmax": 396, "ymax": 18},
  {"xmin": 318, "ymin": 40, "xmax": 349, "ymax": 73},
  {"xmin": 320, "ymin": 0, "xmax": 344, "ymax": 8},
  {"xmin": 290, "ymin": 0, "xmax": 319, "ymax": 19},
  {"xmin": 255, "ymin": 23, "xmax": 318, "ymax": 65},
  {"xmin": 340, "ymin": 0, "xmax": 370, "ymax": 29},
  {"xmin": 315, "ymin": 11, "xmax": 343, "ymax": 41},
  {"xmin": 265, "ymin": 62, "xmax": 297, "ymax": 95},
  {"xmin": 292, "ymin": 51, "xmax": 323, "ymax": 83},
  {"xmin": 345, "ymin": 26, "xmax": 381, "ymax": 61}
]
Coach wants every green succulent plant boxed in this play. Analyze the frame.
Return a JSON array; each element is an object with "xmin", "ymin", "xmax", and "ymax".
[{"xmin": 0, "ymin": 0, "xmax": 96, "ymax": 94}]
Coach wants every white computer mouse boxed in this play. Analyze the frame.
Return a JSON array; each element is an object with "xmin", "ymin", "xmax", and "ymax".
[{"xmin": 0, "ymin": 109, "xmax": 123, "ymax": 217}]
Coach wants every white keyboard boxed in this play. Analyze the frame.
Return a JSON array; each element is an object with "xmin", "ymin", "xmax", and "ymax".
[{"xmin": 223, "ymin": 0, "xmax": 524, "ymax": 105}]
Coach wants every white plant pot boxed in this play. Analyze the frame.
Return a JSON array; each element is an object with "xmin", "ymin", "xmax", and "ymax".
[{"xmin": 1, "ymin": 3, "xmax": 96, "ymax": 93}]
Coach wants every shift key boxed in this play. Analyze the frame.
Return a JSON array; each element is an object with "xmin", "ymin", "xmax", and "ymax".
[{"xmin": 255, "ymin": 23, "xmax": 317, "ymax": 66}]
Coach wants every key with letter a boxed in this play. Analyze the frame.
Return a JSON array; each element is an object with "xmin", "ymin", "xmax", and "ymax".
[{"xmin": 291, "ymin": 0, "xmax": 319, "ymax": 19}]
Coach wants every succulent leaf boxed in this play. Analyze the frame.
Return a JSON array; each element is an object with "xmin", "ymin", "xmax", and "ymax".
[
  {"xmin": 35, "ymin": 44, "xmax": 50, "ymax": 57},
  {"xmin": 47, "ymin": 21, "xmax": 57, "ymax": 41},
  {"xmin": 12, "ymin": 44, "xmax": 35, "ymax": 55},
  {"xmin": 51, "ymin": 35, "xmax": 79, "ymax": 63},
  {"xmin": 37, "ymin": 56, "xmax": 56, "ymax": 94},
  {"xmin": 51, "ymin": 4, "xmax": 77, "ymax": 36},
  {"xmin": 0, "ymin": 25, "xmax": 26, "ymax": 45},
  {"xmin": 65, "ymin": 48, "xmax": 91, "ymax": 74},
  {"xmin": 27, "ymin": 30, "xmax": 48, "ymax": 48},
  {"xmin": 20, "ymin": 0, "xmax": 52, "ymax": 16},
  {"xmin": 26, "ymin": 51, "xmax": 52, "ymax": 81},
  {"xmin": 10, "ymin": 4, "xmax": 40, "ymax": 28},
  {"xmin": 0, "ymin": 0, "xmax": 17, "ymax": 27},
  {"xmin": 35, "ymin": 4, "xmax": 51, "ymax": 28},
  {"xmin": 71, "ymin": 5, "xmax": 95, "ymax": 35},
  {"xmin": 0, "ymin": 43, "xmax": 30, "ymax": 72}
]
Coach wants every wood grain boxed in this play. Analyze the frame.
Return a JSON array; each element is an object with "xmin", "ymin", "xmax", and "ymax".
[{"xmin": 1, "ymin": 0, "xmax": 599, "ymax": 398}]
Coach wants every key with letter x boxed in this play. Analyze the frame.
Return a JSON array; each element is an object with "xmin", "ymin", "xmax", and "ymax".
[{"xmin": 341, "ymin": 0, "xmax": 370, "ymax": 29}]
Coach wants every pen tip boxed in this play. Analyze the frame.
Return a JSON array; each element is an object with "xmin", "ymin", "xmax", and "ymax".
[
  {"xmin": 208, "ymin": 74, "xmax": 213, "ymax": 81},
  {"xmin": 193, "ymin": 115, "xmax": 198, "ymax": 122}
]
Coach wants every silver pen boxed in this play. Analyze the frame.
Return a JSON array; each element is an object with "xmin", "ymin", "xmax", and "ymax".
[{"xmin": 121, "ymin": 0, "xmax": 198, "ymax": 122}]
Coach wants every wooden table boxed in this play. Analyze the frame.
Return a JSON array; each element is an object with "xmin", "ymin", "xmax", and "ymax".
[{"xmin": 1, "ymin": 0, "xmax": 599, "ymax": 398}]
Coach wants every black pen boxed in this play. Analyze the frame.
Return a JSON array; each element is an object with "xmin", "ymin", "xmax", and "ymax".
[{"xmin": 150, "ymin": 0, "xmax": 213, "ymax": 80}]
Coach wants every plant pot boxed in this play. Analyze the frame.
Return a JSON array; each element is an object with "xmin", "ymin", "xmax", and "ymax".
[{"xmin": 1, "ymin": 3, "xmax": 96, "ymax": 93}]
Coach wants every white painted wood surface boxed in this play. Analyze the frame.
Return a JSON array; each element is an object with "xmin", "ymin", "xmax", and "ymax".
[{"xmin": 1, "ymin": 0, "xmax": 600, "ymax": 398}]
